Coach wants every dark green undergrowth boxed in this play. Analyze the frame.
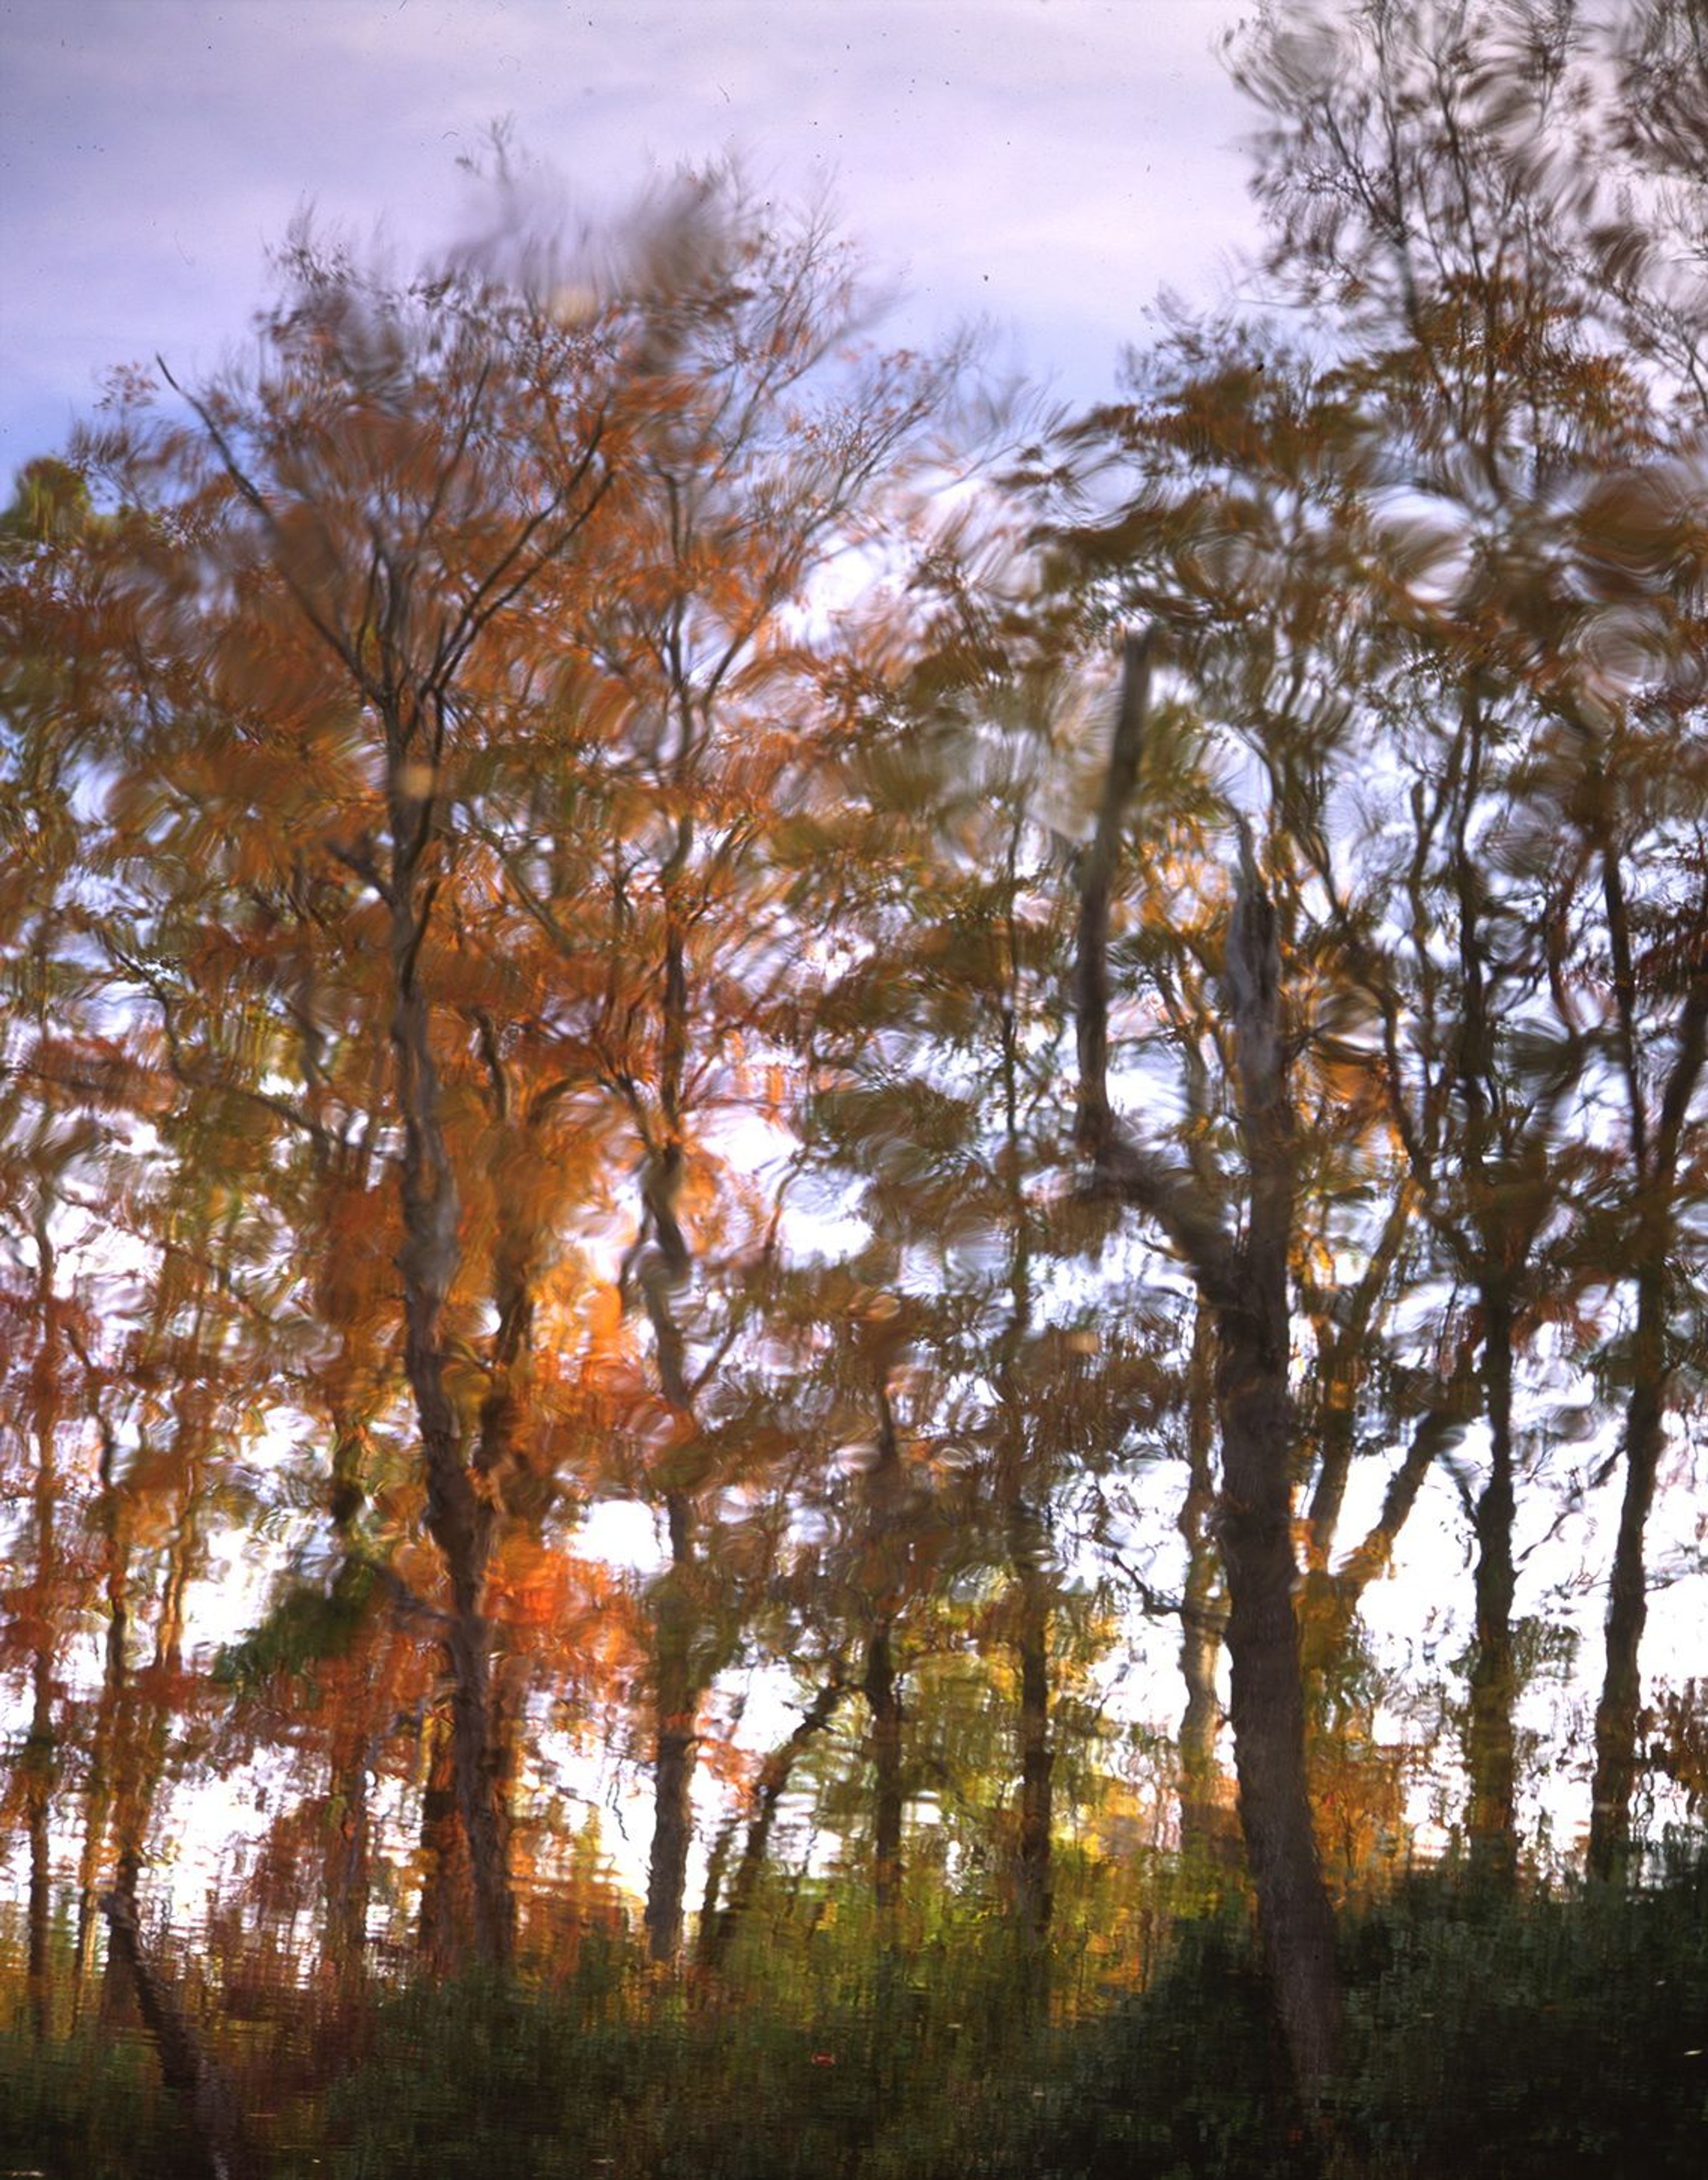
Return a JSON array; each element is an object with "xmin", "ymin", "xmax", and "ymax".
[
  {"xmin": 1333, "ymin": 1850, "xmax": 1708, "ymax": 2178},
  {"xmin": 4, "ymin": 1854, "xmax": 1705, "ymax": 2180},
  {"xmin": 0, "ymin": 2020, "xmax": 200, "ymax": 2180}
]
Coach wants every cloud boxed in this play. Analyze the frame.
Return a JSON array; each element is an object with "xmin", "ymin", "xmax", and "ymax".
[{"xmin": 0, "ymin": 0, "xmax": 1257, "ymax": 480}]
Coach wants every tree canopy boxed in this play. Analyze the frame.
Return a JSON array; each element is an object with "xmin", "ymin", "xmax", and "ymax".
[{"xmin": 3, "ymin": 7, "xmax": 1706, "ymax": 2172}]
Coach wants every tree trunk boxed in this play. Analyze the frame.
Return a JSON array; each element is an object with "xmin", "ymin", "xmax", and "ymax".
[
  {"xmin": 636, "ymin": 891, "xmax": 715, "ymax": 1969},
  {"xmin": 101, "ymin": 1439, "xmax": 200, "ymax": 2025},
  {"xmin": 417, "ymin": 1702, "xmax": 466, "ymax": 1977},
  {"xmin": 994, "ymin": 911, "xmax": 1054, "ymax": 1967},
  {"xmin": 1588, "ymin": 946, "xmax": 1707, "ymax": 1881},
  {"xmin": 442, "ymin": 1608, "xmax": 513, "ymax": 1966},
  {"xmin": 24, "ymin": 1668, "xmax": 56, "ymax": 2044},
  {"xmin": 1009, "ymin": 1527, "xmax": 1055, "ymax": 1957},
  {"xmin": 388, "ymin": 768, "xmax": 514, "ymax": 1968},
  {"xmin": 644, "ymin": 1507, "xmax": 701, "ymax": 1966},
  {"xmin": 1588, "ymin": 1253, "xmax": 1666, "ymax": 1882},
  {"xmin": 24, "ymin": 1208, "xmax": 61, "ymax": 2041},
  {"xmin": 1217, "ymin": 1299, "xmax": 1341, "ymax": 2095},
  {"xmin": 101, "ymin": 1889, "xmax": 258, "ymax": 2180},
  {"xmin": 1450, "ymin": 689, "xmax": 1522, "ymax": 1894},
  {"xmin": 864, "ymin": 1619, "xmax": 905, "ymax": 1930},
  {"xmin": 324, "ymin": 1705, "xmax": 373, "ymax": 1991},
  {"xmin": 1177, "ymin": 1302, "xmax": 1226, "ymax": 1867},
  {"xmin": 322, "ymin": 1426, "xmax": 379, "ymax": 1994},
  {"xmin": 73, "ymin": 1442, "xmax": 131, "ymax": 2012},
  {"xmin": 1073, "ymin": 633, "xmax": 1341, "ymax": 2100},
  {"xmin": 1465, "ymin": 1292, "xmax": 1519, "ymax": 1890},
  {"xmin": 1009, "ymin": 1563, "xmax": 1055, "ymax": 2019},
  {"xmin": 1219, "ymin": 819, "xmax": 1341, "ymax": 2095},
  {"xmin": 696, "ymin": 1817, "xmax": 737, "ymax": 1960}
]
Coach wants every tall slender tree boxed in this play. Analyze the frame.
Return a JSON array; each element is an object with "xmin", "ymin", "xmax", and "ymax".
[{"xmin": 1068, "ymin": 631, "xmax": 1340, "ymax": 2093}]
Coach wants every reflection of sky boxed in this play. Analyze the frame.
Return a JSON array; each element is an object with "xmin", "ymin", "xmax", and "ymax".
[
  {"xmin": 5, "ymin": 0, "xmax": 1700, "ymax": 1926},
  {"xmin": 0, "ymin": 0, "xmax": 1255, "ymax": 484}
]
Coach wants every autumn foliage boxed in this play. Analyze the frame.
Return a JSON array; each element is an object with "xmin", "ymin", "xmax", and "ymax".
[{"xmin": 3, "ymin": 8, "xmax": 1707, "ymax": 2175}]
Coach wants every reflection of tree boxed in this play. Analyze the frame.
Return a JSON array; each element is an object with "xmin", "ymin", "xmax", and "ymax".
[{"xmin": 2, "ymin": 6, "xmax": 1708, "ymax": 2143}]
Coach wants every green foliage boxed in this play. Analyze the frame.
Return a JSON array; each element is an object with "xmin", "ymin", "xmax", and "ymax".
[
  {"xmin": 0, "ymin": 456, "xmax": 93, "ymax": 551},
  {"xmin": 0, "ymin": 2023, "xmax": 197, "ymax": 2180},
  {"xmin": 1335, "ymin": 1856, "xmax": 1708, "ymax": 2179},
  {"xmin": 289, "ymin": 1957, "xmax": 1028, "ymax": 2180},
  {"xmin": 213, "ymin": 1558, "xmax": 380, "ymax": 1697},
  {"xmin": 1037, "ymin": 1913, "xmax": 1311, "ymax": 2180}
]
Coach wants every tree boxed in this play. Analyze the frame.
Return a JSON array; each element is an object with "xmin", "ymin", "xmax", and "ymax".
[
  {"xmin": 454, "ymin": 176, "xmax": 960, "ymax": 1961},
  {"xmin": 795, "ymin": 558, "xmax": 1162, "ymax": 1984},
  {"xmin": 1576, "ymin": 0, "xmax": 1708, "ymax": 1882},
  {"xmin": 56, "ymin": 214, "xmax": 641, "ymax": 1966},
  {"xmin": 1067, "ymin": 629, "xmax": 1341, "ymax": 2094},
  {"xmin": 6, "ymin": 32, "xmax": 1708, "ymax": 2154},
  {"xmin": 14, "ymin": 168, "xmax": 964, "ymax": 1983},
  {"xmin": 1233, "ymin": 0, "xmax": 1708, "ymax": 1887}
]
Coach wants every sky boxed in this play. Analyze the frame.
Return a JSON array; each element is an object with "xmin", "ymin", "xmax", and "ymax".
[{"xmin": 0, "ymin": 0, "xmax": 1262, "ymax": 490}]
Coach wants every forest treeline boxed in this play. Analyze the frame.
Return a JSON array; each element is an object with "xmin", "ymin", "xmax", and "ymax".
[{"xmin": 3, "ymin": 2, "xmax": 1706, "ymax": 2172}]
